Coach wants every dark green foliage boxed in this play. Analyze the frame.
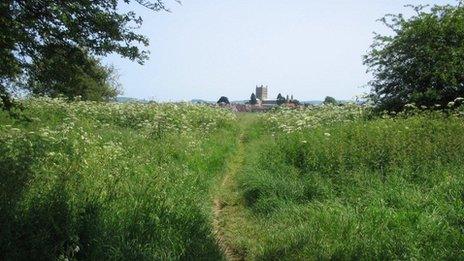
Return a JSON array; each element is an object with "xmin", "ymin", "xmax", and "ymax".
[
  {"xmin": 27, "ymin": 45, "xmax": 121, "ymax": 101},
  {"xmin": 323, "ymin": 96, "xmax": 337, "ymax": 105},
  {"xmin": 364, "ymin": 2, "xmax": 464, "ymax": 111},
  {"xmin": 0, "ymin": 87, "xmax": 15, "ymax": 110},
  {"xmin": 0, "ymin": 0, "xmax": 173, "ymax": 106},
  {"xmin": 250, "ymin": 93, "xmax": 257, "ymax": 105},
  {"xmin": 217, "ymin": 96, "xmax": 230, "ymax": 104},
  {"xmin": 276, "ymin": 93, "xmax": 286, "ymax": 105}
]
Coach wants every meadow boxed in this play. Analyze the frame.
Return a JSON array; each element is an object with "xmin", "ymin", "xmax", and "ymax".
[
  {"xmin": 220, "ymin": 105, "xmax": 464, "ymax": 259},
  {"xmin": 0, "ymin": 98, "xmax": 238, "ymax": 260},
  {"xmin": 1, "ymin": 99, "xmax": 464, "ymax": 260}
]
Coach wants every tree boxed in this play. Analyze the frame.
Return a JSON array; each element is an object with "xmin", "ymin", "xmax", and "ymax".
[
  {"xmin": 27, "ymin": 45, "xmax": 121, "ymax": 101},
  {"xmin": 217, "ymin": 96, "xmax": 230, "ymax": 104},
  {"xmin": 250, "ymin": 93, "xmax": 257, "ymax": 105},
  {"xmin": 276, "ymin": 93, "xmax": 286, "ymax": 105},
  {"xmin": 0, "ymin": 0, "xmax": 178, "ymax": 109},
  {"xmin": 364, "ymin": 2, "xmax": 464, "ymax": 111},
  {"xmin": 323, "ymin": 96, "xmax": 337, "ymax": 105}
]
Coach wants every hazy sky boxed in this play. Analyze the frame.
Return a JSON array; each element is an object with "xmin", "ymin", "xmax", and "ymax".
[{"xmin": 104, "ymin": 0, "xmax": 456, "ymax": 101}]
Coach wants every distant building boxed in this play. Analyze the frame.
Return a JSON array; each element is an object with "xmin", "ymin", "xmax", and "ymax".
[
  {"xmin": 256, "ymin": 85, "xmax": 268, "ymax": 100},
  {"xmin": 251, "ymin": 85, "xmax": 297, "ymax": 109},
  {"xmin": 261, "ymin": 100, "xmax": 277, "ymax": 108}
]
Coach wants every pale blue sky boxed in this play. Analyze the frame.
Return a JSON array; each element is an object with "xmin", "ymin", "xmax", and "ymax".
[{"xmin": 104, "ymin": 0, "xmax": 456, "ymax": 101}]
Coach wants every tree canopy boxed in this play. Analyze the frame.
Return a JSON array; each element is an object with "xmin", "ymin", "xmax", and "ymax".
[
  {"xmin": 217, "ymin": 96, "xmax": 230, "ymax": 104},
  {"xmin": 250, "ymin": 93, "xmax": 257, "ymax": 105},
  {"xmin": 27, "ymin": 45, "xmax": 121, "ymax": 101},
  {"xmin": 364, "ymin": 1, "xmax": 464, "ymax": 111},
  {"xmin": 0, "ymin": 0, "xmax": 176, "ymax": 108},
  {"xmin": 323, "ymin": 96, "xmax": 337, "ymax": 105},
  {"xmin": 276, "ymin": 93, "xmax": 286, "ymax": 105}
]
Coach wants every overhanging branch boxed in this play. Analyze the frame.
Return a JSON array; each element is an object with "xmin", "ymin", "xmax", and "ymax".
[{"xmin": 135, "ymin": 0, "xmax": 182, "ymax": 12}]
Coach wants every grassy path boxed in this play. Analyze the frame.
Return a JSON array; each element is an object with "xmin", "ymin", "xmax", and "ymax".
[
  {"xmin": 212, "ymin": 114, "xmax": 256, "ymax": 260},
  {"xmin": 212, "ymin": 136, "xmax": 245, "ymax": 260}
]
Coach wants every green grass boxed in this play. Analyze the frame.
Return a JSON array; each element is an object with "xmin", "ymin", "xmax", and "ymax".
[
  {"xmin": 228, "ymin": 110, "xmax": 464, "ymax": 259},
  {"xmin": 0, "ymin": 98, "xmax": 238, "ymax": 260},
  {"xmin": 2, "ymin": 100, "xmax": 464, "ymax": 259}
]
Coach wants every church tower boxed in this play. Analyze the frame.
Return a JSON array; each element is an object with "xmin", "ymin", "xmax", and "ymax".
[{"xmin": 256, "ymin": 85, "xmax": 268, "ymax": 100}]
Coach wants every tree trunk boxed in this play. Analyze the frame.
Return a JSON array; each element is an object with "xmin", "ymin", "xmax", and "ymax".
[{"xmin": 0, "ymin": 84, "xmax": 14, "ymax": 110}]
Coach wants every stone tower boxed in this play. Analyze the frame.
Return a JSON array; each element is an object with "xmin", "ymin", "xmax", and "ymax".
[{"xmin": 256, "ymin": 85, "xmax": 268, "ymax": 101}]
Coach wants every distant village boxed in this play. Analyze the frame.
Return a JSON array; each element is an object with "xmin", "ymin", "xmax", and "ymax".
[
  {"xmin": 117, "ymin": 85, "xmax": 342, "ymax": 109},
  {"xmin": 216, "ymin": 85, "xmax": 304, "ymax": 112}
]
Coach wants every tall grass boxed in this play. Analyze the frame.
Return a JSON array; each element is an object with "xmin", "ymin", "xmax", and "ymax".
[
  {"xmin": 3, "ymin": 100, "xmax": 464, "ymax": 259},
  {"xmin": 0, "ymin": 98, "xmax": 238, "ymax": 260},
  {"xmin": 234, "ymin": 107, "xmax": 464, "ymax": 259}
]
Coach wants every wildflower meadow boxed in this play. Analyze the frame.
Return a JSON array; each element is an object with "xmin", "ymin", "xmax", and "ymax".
[
  {"xmin": 0, "ymin": 98, "xmax": 237, "ymax": 259},
  {"xmin": 1, "ymin": 99, "xmax": 464, "ymax": 259},
  {"xmin": 219, "ymin": 104, "xmax": 464, "ymax": 259}
]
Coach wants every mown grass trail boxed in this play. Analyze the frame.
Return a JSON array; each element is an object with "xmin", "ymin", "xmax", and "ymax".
[
  {"xmin": 212, "ymin": 136, "xmax": 245, "ymax": 261},
  {"xmin": 213, "ymin": 113, "xmax": 257, "ymax": 260}
]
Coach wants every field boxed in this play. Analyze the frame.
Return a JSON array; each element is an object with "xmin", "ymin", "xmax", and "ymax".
[
  {"xmin": 0, "ymin": 98, "xmax": 237, "ymax": 259},
  {"xmin": 1, "ymin": 99, "xmax": 464, "ymax": 259},
  {"xmin": 219, "ymin": 106, "xmax": 464, "ymax": 259}
]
